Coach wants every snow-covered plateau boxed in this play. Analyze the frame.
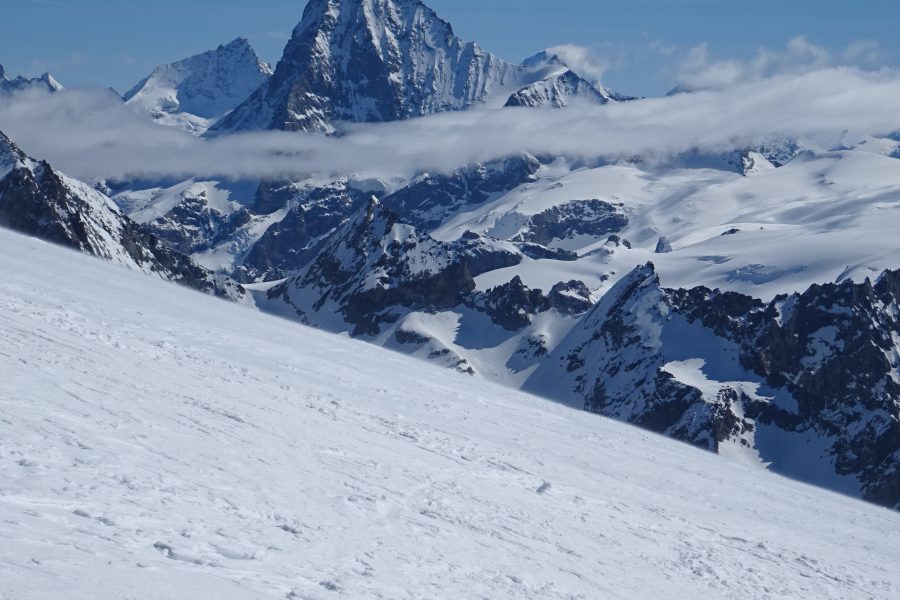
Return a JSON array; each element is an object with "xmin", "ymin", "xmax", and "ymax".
[{"xmin": 1, "ymin": 228, "xmax": 899, "ymax": 599}]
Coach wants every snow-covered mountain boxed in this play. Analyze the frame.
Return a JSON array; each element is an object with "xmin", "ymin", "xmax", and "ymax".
[
  {"xmin": 506, "ymin": 69, "xmax": 614, "ymax": 108},
  {"xmin": 0, "ymin": 131, "xmax": 245, "ymax": 301},
  {"xmin": 112, "ymin": 139, "xmax": 900, "ymax": 508},
  {"xmin": 7, "ymin": 0, "xmax": 897, "ymax": 512},
  {"xmin": 526, "ymin": 262, "xmax": 900, "ymax": 507},
  {"xmin": 124, "ymin": 38, "xmax": 272, "ymax": 134},
  {"xmin": 0, "ymin": 64, "xmax": 64, "ymax": 96},
  {"xmin": 243, "ymin": 155, "xmax": 900, "ymax": 508},
  {"xmin": 212, "ymin": 0, "xmax": 622, "ymax": 134},
  {"xmin": 3, "ymin": 227, "xmax": 898, "ymax": 599},
  {"xmin": 508, "ymin": 49, "xmax": 633, "ymax": 108}
]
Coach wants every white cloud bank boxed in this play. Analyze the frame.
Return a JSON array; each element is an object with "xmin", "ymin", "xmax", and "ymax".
[
  {"xmin": 0, "ymin": 66, "xmax": 899, "ymax": 184},
  {"xmin": 676, "ymin": 37, "xmax": 883, "ymax": 91}
]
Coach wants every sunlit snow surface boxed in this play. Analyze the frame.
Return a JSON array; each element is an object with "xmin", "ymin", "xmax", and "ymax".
[{"xmin": 1, "ymin": 229, "xmax": 898, "ymax": 600}]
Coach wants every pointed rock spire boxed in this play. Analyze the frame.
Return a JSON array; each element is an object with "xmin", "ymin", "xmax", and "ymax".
[
  {"xmin": 124, "ymin": 38, "xmax": 272, "ymax": 132},
  {"xmin": 213, "ymin": 0, "xmax": 525, "ymax": 134},
  {"xmin": 0, "ymin": 130, "xmax": 28, "ymax": 178}
]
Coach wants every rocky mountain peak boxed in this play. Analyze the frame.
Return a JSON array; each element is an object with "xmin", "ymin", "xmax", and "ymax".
[
  {"xmin": 291, "ymin": 0, "xmax": 456, "ymax": 50},
  {"xmin": 39, "ymin": 72, "xmax": 64, "ymax": 92},
  {"xmin": 211, "ymin": 0, "xmax": 633, "ymax": 134},
  {"xmin": 0, "ymin": 68, "xmax": 64, "ymax": 96},
  {"xmin": 506, "ymin": 69, "xmax": 613, "ymax": 108},
  {"xmin": 124, "ymin": 38, "xmax": 272, "ymax": 133},
  {"xmin": 523, "ymin": 50, "xmax": 577, "ymax": 75},
  {"xmin": 0, "ymin": 130, "xmax": 28, "ymax": 178},
  {"xmin": 517, "ymin": 48, "xmax": 629, "ymax": 105},
  {"xmin": 214, "ymin": 0, "xmax": 525, "ymax": 133}
]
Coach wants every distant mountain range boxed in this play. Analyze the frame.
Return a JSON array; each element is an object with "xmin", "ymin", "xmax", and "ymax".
[{"xmin": 0, "ymin": 64, "xmax": 64, "ymax": 96}]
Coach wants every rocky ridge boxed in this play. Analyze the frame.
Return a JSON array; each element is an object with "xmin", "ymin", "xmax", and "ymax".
[{"xmin": 0, "ymin": 131, "xmax": 245, "ymax": 301}]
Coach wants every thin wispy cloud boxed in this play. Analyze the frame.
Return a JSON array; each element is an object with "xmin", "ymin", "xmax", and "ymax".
[
  {"xmin": 540, "ymin": 45, "xmax": 612, "ymax": 84},
  {"xmin": 1, "ymin": 66, "xmax": 898, "ymax": 184}
]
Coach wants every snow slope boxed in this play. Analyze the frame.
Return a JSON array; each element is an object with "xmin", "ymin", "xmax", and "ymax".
[{"xmin": 1, "ymin": 227, "xmax": 898, "ymax": 600}]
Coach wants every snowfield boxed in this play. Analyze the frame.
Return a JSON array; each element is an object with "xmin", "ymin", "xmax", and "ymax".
[{"xmin": 1, "ymin": 228, "xmax": 898, "ymax": 600}]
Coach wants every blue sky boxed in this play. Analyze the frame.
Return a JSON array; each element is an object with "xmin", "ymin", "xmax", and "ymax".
[{"xmin": 3, "ymin": 0, "xmax": 898, "ymax": 96}]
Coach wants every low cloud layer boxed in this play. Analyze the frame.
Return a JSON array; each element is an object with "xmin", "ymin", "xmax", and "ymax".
[{"xmin": 1, "ymin": 66, "xmax": 899, "ymax": 184}]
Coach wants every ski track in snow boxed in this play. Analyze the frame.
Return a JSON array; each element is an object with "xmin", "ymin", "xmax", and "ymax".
[{"xmin": 0, "ymin": 229, "xmax": 898, "ymax": 600}]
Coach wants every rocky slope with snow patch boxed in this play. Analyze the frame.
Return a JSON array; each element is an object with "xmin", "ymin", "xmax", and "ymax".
[
  {"xmin": 527, "ymin": 262, "xmax": 900, "ymax": 508},
  {"xmin": 0, "ymin": 131, "xmax": 245, "ymax": 301},
  {"xmin": 267, "ymin": 199, "xmax": 524, "ymax": 337}
]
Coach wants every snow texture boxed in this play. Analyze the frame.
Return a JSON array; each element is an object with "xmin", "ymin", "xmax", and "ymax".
[{"xmin": 1, "ymin": 227, "xmax": 899, "ymax": 599}]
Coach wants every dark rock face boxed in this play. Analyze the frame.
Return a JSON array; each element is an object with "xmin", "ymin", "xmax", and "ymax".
[
  {"xmin": 381, "ymin": 154, "xmax": 541, "ymax": 229},
  {"xmin": 117, "ymin": 223, "xmax": 246, "ymax": 300},
  {"xmin": 690, "ymin": 273, "xmax": 900, "ymax": 508},
  {"xmin": 548, "ymin": 280, "xmax": 593, "ymax": 315},
  {"xmin": 252, "ymin": 179, "xmax": 300, "ymax": 215},
  {"xmin": 467, "ymin": 276, "xmax": 551, "ymax": 331},
  {"xmin": 214, "ymin": 0, "xmax": 524, "ymax": 134},
  {"xmin": 466, "ymin": 277, "xmax": 593, "ymax": 331},
  {"xmin": 146, "ymin": 195, "xmax": 253, "ymax": 256},
  {"xmin": 547, "ymin": 265, "xmax": 752, "ymax": 451},
  {"xmin": 533, "ymin": 263, "xmax": 900, "ymax": 509},
  {"xmin": 0, "ymin": 131, "xmax": 25, "ymax": 176},
  {"xmin": 513, "ymin": 199, "xmax": 628, "ymax": 246},
  {"xmin": 269, "ymin": 199, "xmax": 522, "ymax": 336},
  {"xmin": 241, "ymin": 181, "xmax": 372, "ymax": 281},
  {"xmin": 655, "ymin": 237, "xmax": 673, "ymax": 254},
  {"xmin": 757, "ymin": 139, "xmax": 801, "ymax": 167},
  {"xmin": 0, "ymin": 134, "xmax": 245, "ymax": 301},
  {"xmin": 516, "ymin": 242, "xmax": 578, "ymax": 262}
]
